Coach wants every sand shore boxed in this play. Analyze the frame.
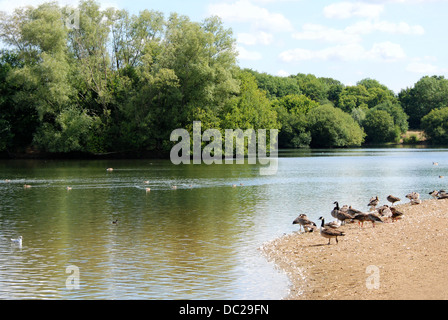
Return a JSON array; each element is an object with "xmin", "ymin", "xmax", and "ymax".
[{"xmin": 261, "ymin": 198, "xmax": 448, "ymax": 300}]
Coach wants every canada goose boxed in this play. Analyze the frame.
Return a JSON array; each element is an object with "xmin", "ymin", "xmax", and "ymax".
[
  {"xmin": 429, "ymin": 190, "xmax": 448, "ymax": 200},
  {"xmin": 368, "ymin": 196, "xmax": 379, "ymax": 211},
  {"xmin": 331, "ymin": 201, "xmax": 340, "ymax": 219},
  {"xmin": 429, "ymin": 190, "xmax": 440, "ymax": 199},
  {"xmin": 406, "ymin": 192, "xmax": 420, "ymax": 201},
  {"xmin": 387, "ymin": 195, "xmax": 401, "ymax": 206},
  {"xmin": 318, "ymin": 217, "xmax": 345, "ymax": 244},
  {"xmin": 353, "ymin": 212, "xmax": 383, "ymax": 228},
  {"xmin": 390, "ymin": 207, "xmax": 404, "ymax": 222},
  {"xmin": 324, "ymin": 220, "xmax": 341, "ymax": 229},
  {"xmin": 438, "ymin": 193, "xmax": 448, "ymax": 200},
  {"xmin": 112, "ymin": 219, "xmax": 119, "ymax": 224},
  {"xmin": 347, "ymin": 206, "xmax": 363, "ymax": 217},
  {"xmin": 11, "ymin": 236, "xmax": 22, "ymax": 245},
  {"xmin": 377, "ymin": 205, "xmax": 392, "ymax": 222},
  {"xmin": 331, "ymin": 202, "xmax": 352, "ymax": 224},
  {"xmin": 293, "ymin": 214, "xmax": 317, "ymax": 233}
]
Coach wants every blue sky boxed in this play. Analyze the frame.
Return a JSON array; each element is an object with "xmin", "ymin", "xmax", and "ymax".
[{"xmin": 2, "ymin": 0, "xmax": 448, "ymax": 93}]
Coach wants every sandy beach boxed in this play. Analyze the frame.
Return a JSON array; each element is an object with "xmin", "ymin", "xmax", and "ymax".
[{"xmin": 261, "ymin": 198, "xmax": 448, "ymax": 300}]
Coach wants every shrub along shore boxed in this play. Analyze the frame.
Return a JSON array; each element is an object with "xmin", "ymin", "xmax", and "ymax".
[{"xmin": 261, "ymin": 198, "xmax": 448, "ymax": 300}]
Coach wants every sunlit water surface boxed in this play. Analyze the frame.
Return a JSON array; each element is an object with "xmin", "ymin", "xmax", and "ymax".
[{"xmin": 0, "ymin": 148, "xmax": 447, "ymax": 299}]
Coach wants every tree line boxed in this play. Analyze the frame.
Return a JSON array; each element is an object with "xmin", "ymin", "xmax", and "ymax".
[{"xmin": 1, "ymin": 1, "xmax": 448, "ymax": 156}]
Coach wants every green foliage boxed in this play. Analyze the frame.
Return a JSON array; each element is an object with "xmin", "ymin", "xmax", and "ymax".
[
  {"xmin": 245, "ymin": 69, "xmax": 301, "ymax": 98},
  {"xmin": 273, "ymin": 94, "xmax": 317, "ymax": 148},
  {"xmin": 421, "ymin": 107, "xmax": 448, "ymax": 145},
  {"xmin": 0, "ymin": 1, "xmax": 447, "ymax": 154},
  {"xmin": 362, "ymin": 110, "xmax": 398, "ymax": 144},
  {"xmin": 399, "ymin": 76, "xmax": 448, "ymax": 129},
  {"xmin": 371, "ymin": 101, "xmax": 409, "ymax": 134},
  {"xmin": 33, "ymin": 106, "xmax": 97, "ymax": 152},
  {"xmin": 402, "ymin": 134, "xmax": 420, "ymax": 145},
  {"xmin": 307, "ymin": 104, "xmax": 365, "ymax": 148}
]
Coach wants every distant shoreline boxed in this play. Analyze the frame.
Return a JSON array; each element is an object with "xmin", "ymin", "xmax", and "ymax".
[
  {"xmin": 261, "ymin": 198, "xmax": 448, "ymax": 300},
  {"xmin": 0, "ymin": 140, "xmax": 441, "ymax": 161}
]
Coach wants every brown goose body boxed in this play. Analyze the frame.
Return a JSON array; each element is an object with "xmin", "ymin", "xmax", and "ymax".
[
  {"xmin": 293, "ymin": 214, "xmax": 317, "ymax": 233},
  {"xmin": 318, "ymin": 217, "xmax": 345, "ymax": 244}
]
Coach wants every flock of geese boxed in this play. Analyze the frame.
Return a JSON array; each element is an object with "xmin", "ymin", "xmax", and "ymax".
[{"xmin": 293, "ymin": 190, "xmax": 447, "ymax": 245}]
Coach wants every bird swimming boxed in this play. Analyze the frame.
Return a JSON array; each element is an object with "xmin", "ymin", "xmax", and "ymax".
[{"xmin": 11, "ymin": 236, "xmax": 22, "ymax": 245}]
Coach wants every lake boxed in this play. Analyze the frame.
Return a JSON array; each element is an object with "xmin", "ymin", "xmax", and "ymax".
[{"xmin": 0, "ymin": 148, "xmax": 447, "ymax": 299}]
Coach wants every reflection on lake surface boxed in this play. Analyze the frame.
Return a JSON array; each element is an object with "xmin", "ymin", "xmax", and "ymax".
[{"xmin": 0, "ymin": 148, "xmax": 447, "ymax": 299}]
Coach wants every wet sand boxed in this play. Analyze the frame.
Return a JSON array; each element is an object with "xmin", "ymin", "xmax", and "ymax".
[{"xmin": 261, "ymin": 199, "xmax": 448, "ymax": 300}]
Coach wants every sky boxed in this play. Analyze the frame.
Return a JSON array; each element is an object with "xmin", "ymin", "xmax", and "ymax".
[{"xmin": 1, "ymin": 0, "xmax": 448, "ymax": 93}]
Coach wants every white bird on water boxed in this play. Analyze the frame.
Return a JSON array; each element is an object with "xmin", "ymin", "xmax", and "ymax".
[{"xmin": 11, "ymin": 236, "xmax": 22, "ymax": 245}]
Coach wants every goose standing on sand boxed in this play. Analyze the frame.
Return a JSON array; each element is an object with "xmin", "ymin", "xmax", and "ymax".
[
  {"xmin": 318, "ymin": 217, "xmax": 345, "ymax": 245},
  {"xmin": 390, "ymin": 207, "xmax": 404, "ymax": 222},
  {"xmin": 293, "ymin": 214, "xmax": 317, "ymax": 233},
  {"xmin": 331, "ymin": 201, "xmax": 352, "ymax": 224},
  {"xmin": 353, "ymin": 212, "xmax": 383, "ymax": 228},
  {"xmin": 368, "ymin": 196, "xmax": 379, "ymax": 211},
  {"xmin": 377, "ymin": 205, "xmax": 393, "ymax": 222},
  {"xmin": 406, "ymin": 192, "xmax": 420, "ymax": 203},
  {"xmin": 387, "ymin": 195, "xmax": 401, "ymax": 206}
]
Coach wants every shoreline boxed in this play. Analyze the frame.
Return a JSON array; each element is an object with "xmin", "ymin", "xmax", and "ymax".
[{"xmin": 261, "ymin": 198, "xmax": 448, "ymax": 300}]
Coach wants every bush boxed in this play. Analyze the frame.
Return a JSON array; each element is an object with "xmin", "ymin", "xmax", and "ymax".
[
  {"xmin": 307, "ymin": 104, "xmax": 365, "ymax": 148},
  {"xmin": 363, "ymin": 109, "xmax": 399, "ymax": 144},
  {"xmin": 421, "ymin": 107, "xmax": 448, "ymax": 145}
]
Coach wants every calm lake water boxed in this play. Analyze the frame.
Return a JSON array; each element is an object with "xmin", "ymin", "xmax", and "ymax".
[{"xmin": 0, "ymin": 148, "xmax": 447, "ymax": 300}]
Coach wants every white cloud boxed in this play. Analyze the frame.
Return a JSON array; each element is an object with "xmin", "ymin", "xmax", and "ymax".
[
  {"xmin": 238, "ymin": 31, "xmax": 274, "ymax": 46},
  {"xmin": 279, "ymin": 41, "xmax": 406, "ymax": 63},
  {"xmin": 208, "ymin": 0, "xmax": 293, "ymax": 32},
  {"xmin": 323, "ymin": 2, "xmax": 384, "ymax": 19},
  {"xmin": 237, "ymin": 46, "xmax": 263, "ymax": 61},
  {"xmin": 368, "ymin": 41, "xmax": 406, "ymax": 61},
  {"xmin": 293, "ymin": 23, "xmax": 362, "ymax": 44},
  {"xmin": 276, "ymin": 69, "xmax": 290, "ymax": 77},
  {"xmin": 346, "ymin": 20, "xmax": 424, "ymax": 35},
  {"xmin": 406, "ymin": 61, "xmax": 442, "ymax": 74}
]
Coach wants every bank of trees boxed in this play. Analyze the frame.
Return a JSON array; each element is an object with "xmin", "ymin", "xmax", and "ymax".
[{"xmin": 0, "ymin": 1, "xmax": 447, "ymax": 155}]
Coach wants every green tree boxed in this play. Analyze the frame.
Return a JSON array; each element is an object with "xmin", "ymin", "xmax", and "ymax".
[
  {"xmin": 337, "ymin": 85, "xmax": 370, "ymax": 113},
  {"xmin": 372, "ymin": 101, "xmax": 409, "ymax": 134},
  {"xmin": 245, "ymin": 69, "xmax": 301, "ymax": 98},
  {"xmin": 362, "ymin": 109, "xmax": 398, "ymax": 144},
  {"xmin": 399, "ymin": 76, "xmax": 448, "ymax": 129},
  {"xmin": 307, "ymin": 104, "xmax": 365, "ymax": 148},
  {"xmin": 273, "ymin": 94, "xmax": 317, "ymax": 148},
  {"xmin": 421, "ymin": 107, "xmax": 448, "ymax": 145}
]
